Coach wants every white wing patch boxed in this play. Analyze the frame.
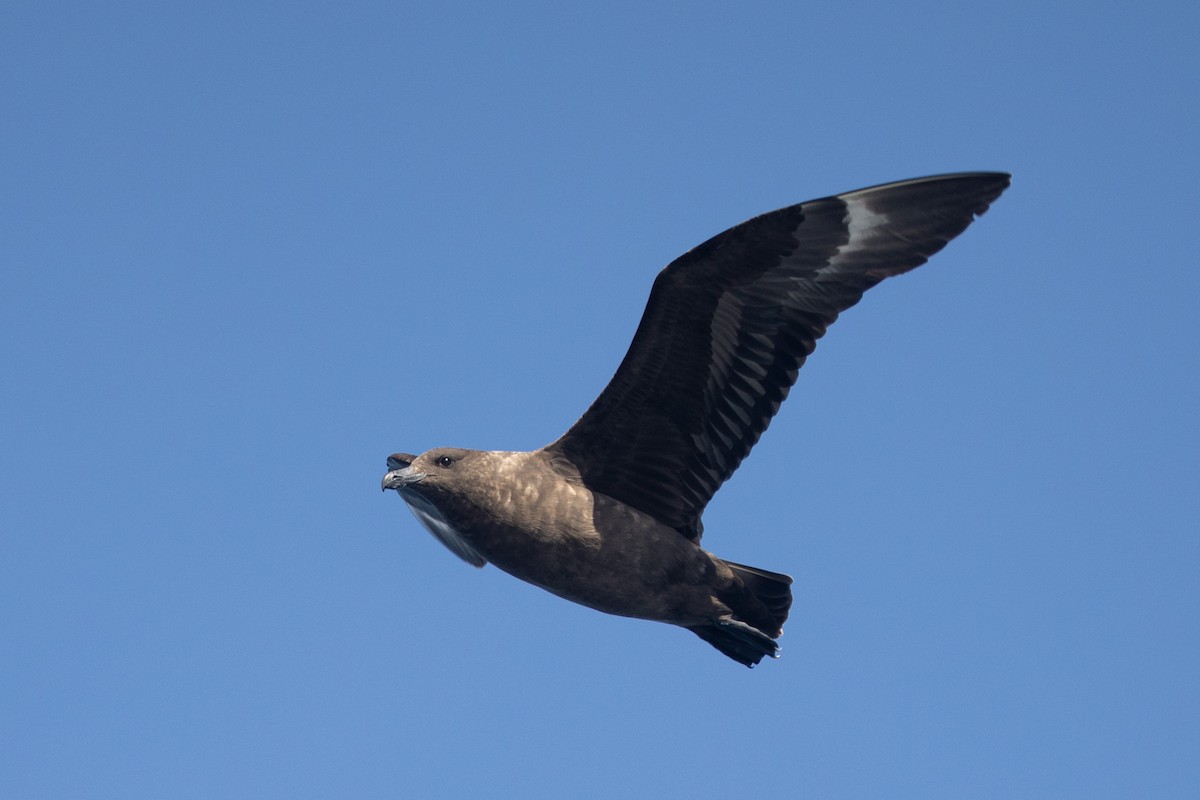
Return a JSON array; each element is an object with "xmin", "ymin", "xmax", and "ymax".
[
  {"xmin": 820, "ymin": 194, "xmax": 890, "ymax": 275},
  {"xmin": 399, "ymin": 490, "xmax": 488, "ymax": 567}
]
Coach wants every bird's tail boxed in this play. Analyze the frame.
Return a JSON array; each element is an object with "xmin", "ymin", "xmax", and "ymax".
[{"xmin": 688, "ymin": 561, "xmax": 794, "ymax": 667}]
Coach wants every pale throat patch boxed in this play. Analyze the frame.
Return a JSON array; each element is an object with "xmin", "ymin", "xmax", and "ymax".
[{"xmin": 398, "ymin": 490, "xmax": 488, "ymax": 567}]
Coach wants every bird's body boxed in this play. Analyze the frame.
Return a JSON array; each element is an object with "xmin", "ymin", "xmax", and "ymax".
[
  {"xmin": 382, "ymin": 172, "xmax": 1010, "ymax": 666},
  {"xmin": 385, "ymin": 448, "xmax": 785, "ymax": 660}
]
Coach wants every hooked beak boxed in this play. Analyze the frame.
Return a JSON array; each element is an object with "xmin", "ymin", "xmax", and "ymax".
[{"xmin": 381, "ymin": 452, "xmax": 425, "ymax": 492}]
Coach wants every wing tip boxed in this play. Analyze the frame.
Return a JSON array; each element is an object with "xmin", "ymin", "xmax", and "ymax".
[{"xmin": 838, "ymin": 171, "xmax": 1011, "ymax": 202}]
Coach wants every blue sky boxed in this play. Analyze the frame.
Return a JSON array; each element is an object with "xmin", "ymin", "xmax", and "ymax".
[{"xmin": 3, "ymin": 2, "xmax": 1197, "ymax": 797}]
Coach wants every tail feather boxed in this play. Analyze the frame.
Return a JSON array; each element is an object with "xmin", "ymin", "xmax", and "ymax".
[
  {"xmin": 723, "ymin": 560, "xmax": 793, "ymax": 631},
  {"xmin": 690, "ymin": 618, "xmax": 782, "ymax": 667},
  {"xmin": 689, "ymin": 560, "xmax": 794, "ymax": 667}
]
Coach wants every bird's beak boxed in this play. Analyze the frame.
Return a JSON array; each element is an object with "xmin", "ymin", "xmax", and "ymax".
[{"xmin": 382, "ymin": 452, "xmax": 424, "ymax": 492}]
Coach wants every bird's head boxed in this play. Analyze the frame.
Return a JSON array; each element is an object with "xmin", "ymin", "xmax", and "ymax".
[
  {"xmin": 380, "ymin": 447, "xmax": 483, "ymax": 495},
  {"xmin": 380, "ymin": 447, "xmax": 490, "ymax": 567}
]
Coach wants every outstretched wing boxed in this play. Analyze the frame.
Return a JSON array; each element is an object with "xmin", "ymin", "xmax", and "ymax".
[{"xmin": 543, "ymin": 172, "xmax": 1010, "ymax": 539}]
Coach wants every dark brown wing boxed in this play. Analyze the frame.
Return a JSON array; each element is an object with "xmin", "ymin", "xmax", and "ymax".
[{"xmin": 542, "ymin": 172, "xmax": 1010, "ymax": 539}]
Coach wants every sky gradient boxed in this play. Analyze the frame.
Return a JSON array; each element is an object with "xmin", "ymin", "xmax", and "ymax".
[{"xmin": 3, "ymin": 2, "xmax": 1198, "ymax": 797}]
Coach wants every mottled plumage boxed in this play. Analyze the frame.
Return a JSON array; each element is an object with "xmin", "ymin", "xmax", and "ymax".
[{"xmin": 382, "ymin": 172, "xmax": 1010, "ymax": 666}]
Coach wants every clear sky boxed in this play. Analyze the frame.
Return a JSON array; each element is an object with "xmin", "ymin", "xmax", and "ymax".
[{"xmin": 3, "ymin": 2, "xmax": 1197, "ymax": 797}]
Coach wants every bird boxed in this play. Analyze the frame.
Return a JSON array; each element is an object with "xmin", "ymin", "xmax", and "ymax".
[{"xmin": 382, "ymin": 172, "xmax": 1010, "ymax": 666}]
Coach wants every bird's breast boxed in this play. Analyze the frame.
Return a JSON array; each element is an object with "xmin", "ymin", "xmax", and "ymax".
[{"xmin": 463, "ymin": 479, "xmax": 717, "ymax": 623}]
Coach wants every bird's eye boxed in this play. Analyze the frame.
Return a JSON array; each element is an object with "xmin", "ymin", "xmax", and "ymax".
[{"xmin": 436, "ymin": 455, "xmax": 454, "ymax": 468}]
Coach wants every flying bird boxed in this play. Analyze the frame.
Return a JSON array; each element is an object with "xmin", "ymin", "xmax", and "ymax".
[{"xmin": 382, "ymin": 172, "xmax": 1010, "ymax": 666}]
